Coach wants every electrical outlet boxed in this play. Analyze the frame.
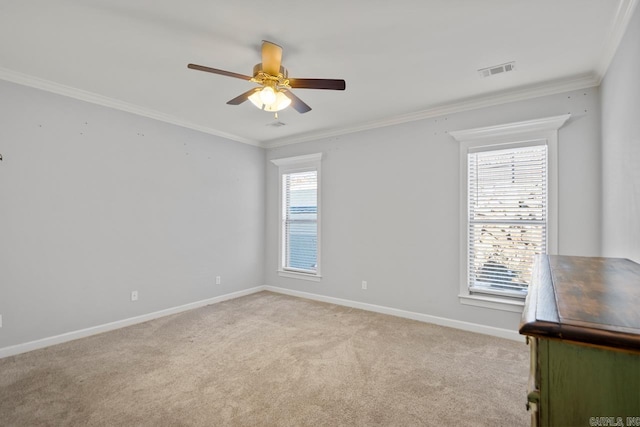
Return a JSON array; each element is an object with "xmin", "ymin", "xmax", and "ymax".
[
  {"xmin": 216, "ymin": 276, "xmax": 221, "ymax": 285},
  {"xmin": 362, "ymin": 281, "xmax": 367, "ymax": 290},
  {"xmin": 131, "ymin": 291, "xmax": 138, "ymax": 301}
]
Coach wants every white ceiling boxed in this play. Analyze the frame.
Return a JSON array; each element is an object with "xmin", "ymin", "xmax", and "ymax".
[{"xmin": 0, "ymin": 0, "xmax": 636, "ymax": 147}]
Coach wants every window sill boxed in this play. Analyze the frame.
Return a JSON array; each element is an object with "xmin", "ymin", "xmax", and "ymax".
[
  {"xmin": 459, "ymin": 293, "xmax": 525, "ymax": 313},
  {"xmin": 278, "ymin": 270, "xmax": 322, "ymax": 282}
]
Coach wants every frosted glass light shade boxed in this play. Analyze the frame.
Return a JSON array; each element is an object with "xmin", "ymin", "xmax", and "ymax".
[
  {"xmin": 249, "ymin": 89, "xmax": 291, "ymax": 112},
  {"xmin": 259, "ymin": 86, "xmax": 276, "ymax": 105}
]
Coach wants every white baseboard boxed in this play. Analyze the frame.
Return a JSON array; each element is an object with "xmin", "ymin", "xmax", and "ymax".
[
  {"xmin": 264, "ymin": 286, "xmax": 523, "ymax": 342},
  {"xmin": 0, "ymin": 286, "xmax": 266, "ymax": 359},
  {"xmin": 1, "ymin": 285, "xmax": 523, "ymax": 359}
]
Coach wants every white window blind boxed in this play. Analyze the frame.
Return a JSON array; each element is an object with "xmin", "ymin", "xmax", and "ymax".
[
  {"xmin": 283, "ymin": 170, "xmax": 318, "ymax": 273},
  {"xmin": 467, "ymin": 144, "xmax": 547, "ymax": 297}
]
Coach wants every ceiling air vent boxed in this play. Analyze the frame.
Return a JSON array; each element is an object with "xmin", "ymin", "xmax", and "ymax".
[{"xmin": 478, "ymin": 61, "xmax": 516, "ymax": 78}]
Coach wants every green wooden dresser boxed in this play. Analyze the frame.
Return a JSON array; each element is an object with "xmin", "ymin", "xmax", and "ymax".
[{"xmin": 519, "ymin": 255, "xmax": 640, "ymax": 427}]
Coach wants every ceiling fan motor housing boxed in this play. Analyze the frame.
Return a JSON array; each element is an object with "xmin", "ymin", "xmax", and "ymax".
[
  {"xmin": 253, "ymin": 63, "xmax": 288, "ymax": 79},
  {"xmin": 252, "ymin": 63, "xmax": 290, "ymax": 91}
]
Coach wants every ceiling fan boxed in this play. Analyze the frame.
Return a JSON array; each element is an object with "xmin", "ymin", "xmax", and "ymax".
[{"xmin": 187, "ymin": 41, "xmax": 346, "ymax": 115}]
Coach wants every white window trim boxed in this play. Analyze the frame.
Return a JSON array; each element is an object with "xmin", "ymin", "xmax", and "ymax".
[
  {"xmin": 450, "ymin": 114, "xmax": 570, "ymax": 312},
  {"xmin": 271, "ymin": 153, "xmax": 322, "ymax": 282}
]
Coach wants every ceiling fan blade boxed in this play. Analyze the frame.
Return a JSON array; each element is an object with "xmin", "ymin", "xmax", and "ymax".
[
  {"xmin": 261, "ymin": 41, "xmax": 283, "ymax": 76},
  {"xmin": 283, "ymin": 90, "xmax": 312, "ymax": 114},
  {"xmin": 227, "ymin": 88, "xmax": 260, "ymax": 105},
  {"xmin": 288, "ymin": 78, "xmax": 346, "ymax": 90},
  {"xmin": 187, "ymin": 64, "xmax": 252, "ymax": 81}
]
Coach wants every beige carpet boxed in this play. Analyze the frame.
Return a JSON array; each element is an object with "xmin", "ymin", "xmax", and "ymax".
[{"xmin": 0, "ymin": 291, "xmax": 529, "ymax": 426}]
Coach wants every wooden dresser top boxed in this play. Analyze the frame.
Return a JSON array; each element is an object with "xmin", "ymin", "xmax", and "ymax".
[{"xmin": 520, "ymin": 255, "xmax": 640, "ymax": 351}]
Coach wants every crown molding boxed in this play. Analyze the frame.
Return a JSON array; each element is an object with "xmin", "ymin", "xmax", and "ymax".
[
  {"xmin": 264, "ymin": 72, "xmax": 598, "ymax": 149},
  {"xmin": 594, "ymin": 0, "xmax": 639, "ymax": 82},
  {"xmin": 0, "ymin": 67, "xmax": 261, "ymax": 147},
  {"xmin": 0, "ymin": 66, "xmax": 599, "ymax": 151},
  {"xmin": 0, "ymin": 58, "xmax": 609, "ymax": 151}
]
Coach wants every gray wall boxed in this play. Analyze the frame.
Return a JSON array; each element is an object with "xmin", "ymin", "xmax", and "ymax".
[
  {"xmin": 0, "ymin": 80, "xmax": 265, "ymax": 348},
  {"xmin": 265, "ymin": 87, "xmax": 601, "ymax": 331},
  {"xmin": 601, "ymin": 4, "xmax": 640, "ymax": 262}
]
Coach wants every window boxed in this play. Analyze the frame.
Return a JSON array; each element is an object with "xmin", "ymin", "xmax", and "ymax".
[
  {"xmin": 271, "ymin": 153, "xmax": 322, "ymax": 281},
  {"xmin": 451, "ymin": 114, "xmax": 570, "ymax": 312},
  {"xmin": 283, "ymin": 170, "xmax": 318, "ymax": 272},
  {"xmin": 468, "ymin": 144, "xmax": 547, "ymax": 298}
]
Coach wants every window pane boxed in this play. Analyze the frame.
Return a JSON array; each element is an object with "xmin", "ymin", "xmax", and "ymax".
[
  {"xmin": 468, "ymin": 145, "xmax": 547, "ymax": 296},
  {"xmin": 284, "ymin": 170, "xmax": 317, "ymax": 271},
  {"xmin": 469, "ymin": 223, "xmax": 545, "ymax": 291}
]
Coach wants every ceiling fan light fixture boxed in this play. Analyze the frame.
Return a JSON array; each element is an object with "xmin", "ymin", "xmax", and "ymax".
[
  {"xmin": 268, "ymin": 92, "xmax": 292, "ymax": 112},
  {"xmin": 259, "ymin": 86, "xmax": 276, "ymax": 105},
  {"xmin": 248, "ymin": 89, "xmax": 291, "ymax": 112}
]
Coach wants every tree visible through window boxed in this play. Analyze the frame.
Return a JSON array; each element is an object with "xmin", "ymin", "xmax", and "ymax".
[{"xmin": 468, "ymin": 144, "xmax": 547, "ymax": 297}]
